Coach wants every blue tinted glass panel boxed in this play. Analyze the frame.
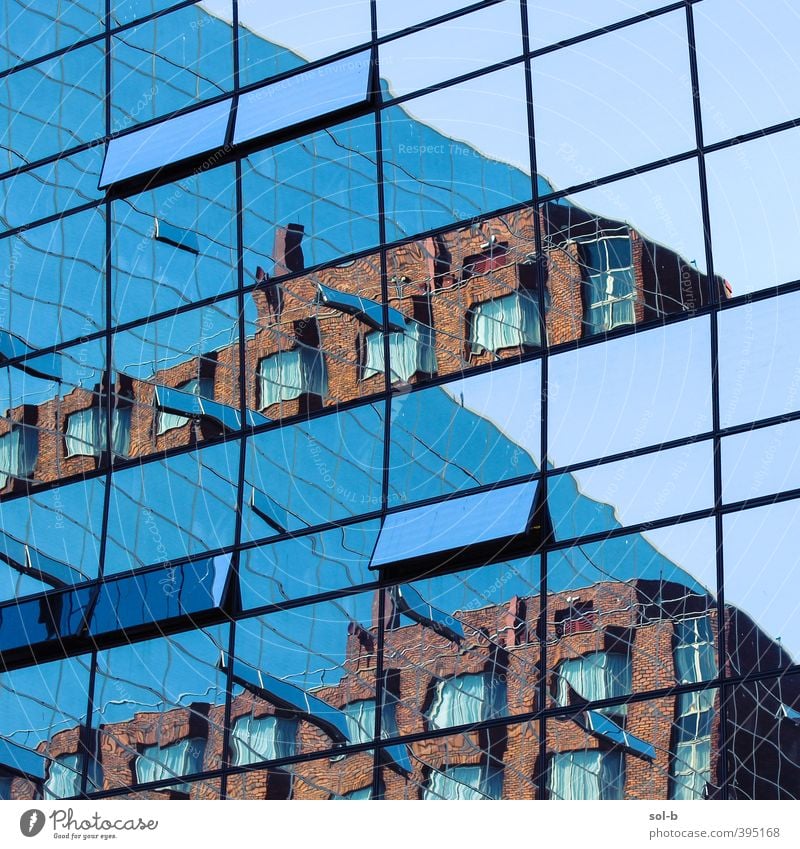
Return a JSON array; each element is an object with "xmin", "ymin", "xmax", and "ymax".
[
  {"xmin": 371, "ymin": 481, "xmax": 537, "ymax": 568},
  {"xmin": 0, "ymin": 148, "xmax": 103, "ymax": 230},
  {"xmin": 233, "ymin": 51, "xmax": 371, "ymax": 146},
  {"xmin": 100, "ymin": 98, "xmax": 231, "ymax": 188},
  {"xmin": 239, "ymin": 520, "xmax": 379, "ymax": 610},
  {"xmin": 0, "ymin": 42, "xmax": 105, "ymax": 169},
  {"xmin": 0, "ymin": 586, "xmax": 93, "ymax": 651}
]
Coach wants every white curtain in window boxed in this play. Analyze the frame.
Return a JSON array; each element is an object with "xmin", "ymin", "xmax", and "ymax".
[
  {"xmin": 424, "ymin": 765, "xmax": 502, "ymax": 800},
  {"xmin": 556, "ymin": 652, "xmax": 631, "ymax": 713},
  {"xmin": 65, "ymin": 408, "xmax": 100, "ymax": 457},
  {"xmin": 470, "ymin": 292, "xmax": 540, "ymax": 354},
  {"xmin": 674, "ymin": 616, "xmax": 716, "ymax": 684},
  {"xmin": 548, "ymin": 751, "xmax": 625, "ymax": 800},
  {"xmin": 43, "ymin": 753, "xmax": 82, "ymax": 800},
  {"xmin": 343, "ymin": 697, "xmax": 400, "ymax": 744},
  {"xmin": 112, "ymin": 406, "xmax": 132, "ymax": 457},
  {"xmin": 230, "ymin": 715, "xmax": 297, "ymax": 766},
  {"xmin": 136, "ymin": 738, "xmax": 205, "ymax": 792},
  {"xmin": 156, "ymin": 378, "xmax": 209, "ymax": 435},
  {"xmin": 364, "ymin": 321, "xmax": 437, "ymax": 383},
  {"xmin": 342, "ymin": 785, "xmax": 372, "ymax": 800},
  {"xmin": 428, "ymin": 672, "xmax": 506, "ymax": 730},
  {"xmin": 259, "ymin": 346, "xmax": 327, "ymax": 408},
  {"xmin": 670, "ymin": 739, "xmax": 711, "ymax": 800},
  {"xmin": 0, "ymin": 428, "xmax": 21, "ymax": 487}
]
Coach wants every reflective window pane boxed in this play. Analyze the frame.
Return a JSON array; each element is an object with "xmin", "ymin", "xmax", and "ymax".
[
  {"xmin": 388, "ymin": 363, "xmax": 541, "ymax": 505},
  {"xmin": 0, "ymin": 148, "xmax": 103, "ymax": 231},
  {"xmin": 380, "ymin": 2, "xmax": 522, "ymax": 100},
  {"xmin": 242, "ymin": 253, "xmax": 383, "ymax": 421},
  {"xmin": 0, "ymin": 208, "xmax": 105, "ymax": 351},
  {"xmin": 382, "ymin": 65, "xmax": 533, "ymax": 241},
  {"xmin": 1, "ymin": 42, "xmax": 105, "ymax": 169},
  {"xmin": 540, "ymin": 161, "xmax": 715, "ymax": 345},
  {"xmin": 718, "ymin": 291, "xmax": 800, "ymax": 428},
  {"xmin": 100, "ymin": 98, "xmax": 231, "ymax": 189},
  {"xmin": 104, "ymin": 440, "xmax": 239, "ymax": 574},
  {"xmin": 724, "ymin": 501, "xmax": 800, "ymax": 676},
  {"xmin": 234, "ymin": 51, "xmax": 372, "ymax": 146},
  {"xmin": 527, "ymin": 0, "xmax": 658, "ymax": 50},
  {"xmin": 722, "ymin": 421, "xmax": 800, "ymax": 504},
  {"xmin": 112, "ymin": 298, "xmax": 240, "ymax": 458},
  {"xmin": 239, "ymin": 520, "xmax": 379, "ymax": 610},
  {"xmin": 376, "ymin": 0, "xmax": 477, "ymax": 37},
  {"xmin": 1, "ymin": 1, "xmax": 104, "ymax": 73},
  {"xmin": 695, "ymin": 0, "xmax": 800, "ymax": 145},
  {"xmin": 0, "ymin": 478, "xmax": 105, "ymax": 602},
  {"xmin": 242, "ymin": 116, "xmax": 379, "ymax": 275},
  {"xmin": 238, "ymin": 0, "xmax": 371, "ymax": 88},
  {"xmin": 550, "ymin": 441, "xmax": 715, "ymax": 540},
  {"xmin": 547, "ymin": 520, "xmax": 718, "ymax": 701},
  {"xmin": 707, "ymin": 128, "xmax": 800, "ymax": 295},
  {"xmin": 0, "ymin": 656, "xmax": 92, "ymax": 800},
  {"xmin": 230, "ymin": 594, "xmax": 376, "ymax": 762},
  {"xmin": 548, "ymin": 317, "xmax": 712, "ymax": 466},
  {"xmin": 111, "ymin": 2, "xmax": 234, "ymax": 129},
  {"xmin": 242, "ymin": 404, "xmax": 384, "ymax": 541},
  {"xmin": 93, "ymin": 626, "xmax": 228, "ymax": 792},
  {"xmin": 532, "ymin": 12, "xmax": 694, "ymax": 190}
]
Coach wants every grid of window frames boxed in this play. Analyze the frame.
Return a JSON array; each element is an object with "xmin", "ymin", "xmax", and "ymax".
[{"xmin": 1, "ymin": 0, "xmax": 800, "ymax": 801}]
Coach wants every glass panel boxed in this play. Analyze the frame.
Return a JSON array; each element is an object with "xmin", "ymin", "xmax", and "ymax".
[
  {"xmin": 1, "ymin": 1, "xmax": 104, "ymax": 73},
  {"xmin": 726, "ymin": 675, "xmax": 800, "ymax": 800},
  {"xmin": 0, "ymin": 655, "xmax": 92, "ymax": 800},
  {"xmin": 548, "ymin": 316, "xmax": 712, "ymax": 467},
  {"xmin": 237, "ymin": 0, "xmax": 371, "ymax": 87},
  {"xmin": 89, "ymin": 554, "xmax": 232, "ymax": 635},
  {"xmin": 706, "ymin": 128, "xmax": 800, "ymax": 295},
  {"xmin": 111, "ymin": 2, "xmax": 234, "ymax": 129},
  {"xmin": 527, "ymin": 0, "xmax": 659, "ymax": 49},
  {"xmin": 544, "ymin": 689, "xmax": 719, "ymax": 800},
  {"xmin": 227, "ymin": 749, "xmax": 375, "ymax": 800},
  {"xmin": 0, "ymin": 148, "xmax": 103, "ymax": 230},
  {"xmin": 376, "ymin": 0, "xmax": 476, "ymax": 37},
  {"xmin": 380, "ymin": 2, "xmax": 522, "ymax": 100},
  {"xmin": 372, "ymin": 480, "xmax": 538, "ymax": 569},
  {"xmin": 100, "ymin": 98, "xmax": 231, "ymax": 188},
  {"xmin": 0, "ymin": 338, "xmax": 107, "ymax": 488},
  {"xmin": 239, "ymin": 520, "xmax": 379, "ymax": 610},
  {"xmin": 718, "ymin": 292, "xmax": 800, "ymax": 428},
  {"xmin": 388, "ymin": 363, "xmax": 541, "ymax": 505},
  {"xmin": 111, "ymin": 165, "xmax": 236, "ymax": 323},
  {"xmin": 547, "ymin": 519, "xmax": 718, "ymax": 701},
  {"xmin": 234, "ymin": 51, "xmax": 371, "ymax": 146},
  {"xmin": 242, "ymin": 252, "xmax": 383, "ymax": 421},
  {"xmin": 0, "ymin": 585, "xmax": 93, "ymax": 652},
  {"xmin": 0, "ymin": 42, "xmax": 105, "ymax": 169},
  {"xmin": 532, "ymin": 12, "xmax": 694, "ymax": 190},
  {"xmin": 384, "ymin": 556, "xmax": 540, "ymax": 739},
  {"xmin": 229, "ymin": 593, "xmax": 377, "ymax": 762},
  {"xmin": 242, "ymin": 404, "xmax": 384, "ymax": 541},
  {"xmin": 104, "ymin": 440, "xmax": 239, "ymax": 574},
  {"xmin": 242, "ymin": 116, "xmax": 379, "ymax": 275},
  {"xmin": 0, "ymin": 209, "xmax": 106, "ymax": 351},
  {"xmin": 112, "ymin": 298, "xmax": 240, "ymax": 458},
  {"xmin": 386, "ymin": 211, "xmax": 543, "ymax": 379},
  {"xmin": 382, "ymin": 64, "xmax": 533, "ymax": 241},
  {"xmin": 93, "ymin": 626, "xmax": 228, "ymax": 792},
  {"xmin": 694, "ymin": 0, "xmax": 800, "ymax": 145},
  {"xmin": 550, "ymin": 441, "xmax": 715, "ymax": 540},
  {"xmin": 722, "ymin": 421, "xmax": 800, "ymax": 504},
  {"xmin": 540, "ymin": 161, "xmax": 716, "ymax": 345},
  {"xmin": 0, "ymin": 477, "xmax": 105, "ymax": 602},
  {"xmin": 723, "ymin": 501, "xmax": 800, "ymax": 676}
]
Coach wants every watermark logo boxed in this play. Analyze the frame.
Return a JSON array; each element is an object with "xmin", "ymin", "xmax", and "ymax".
[{"xmin": 20, "ymin": 810, "xmax": 45, "ymax": 837}]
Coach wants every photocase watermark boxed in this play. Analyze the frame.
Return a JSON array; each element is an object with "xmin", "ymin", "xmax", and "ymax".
[{"xmin": 19, "ymin": 807, "xmax": 159, "ymax": 839}]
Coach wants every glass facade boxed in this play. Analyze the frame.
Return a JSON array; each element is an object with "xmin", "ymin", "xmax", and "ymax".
[{"xmin": 0, "ymin": 0, "xmax": 799, "ymax": 801}]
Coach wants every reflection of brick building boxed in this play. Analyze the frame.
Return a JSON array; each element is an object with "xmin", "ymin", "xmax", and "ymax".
[
  {"xmin": 0, "ymin": 201, "xmax": 723, "ymax": 495},
  {"xmin": 5, "ymin": 576, "xmax": 797, "ymax": 801}
]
